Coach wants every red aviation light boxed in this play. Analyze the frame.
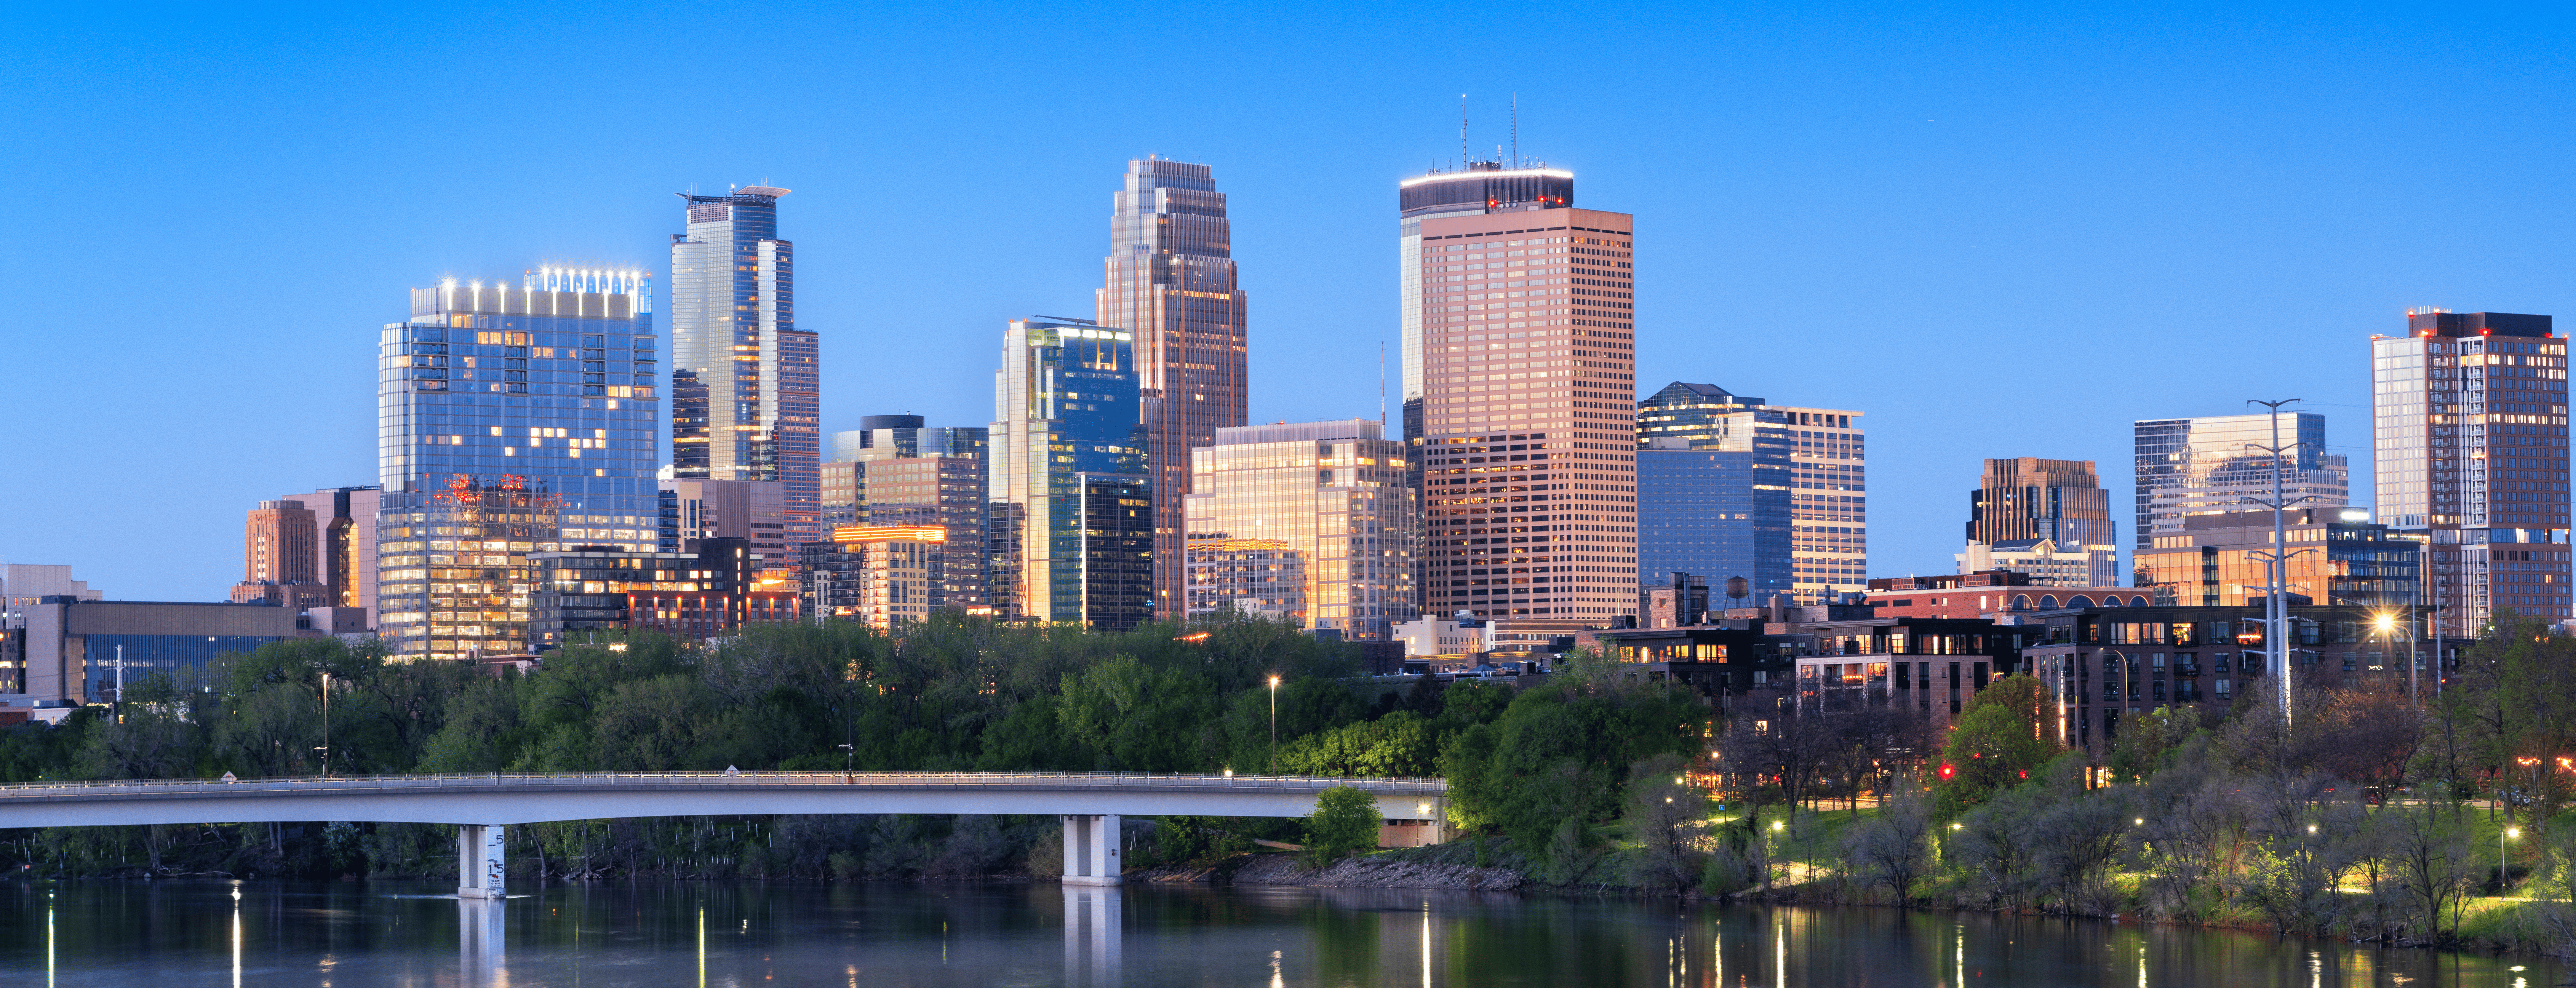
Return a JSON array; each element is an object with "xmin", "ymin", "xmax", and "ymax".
[{"xmin": 1939, "ymin": 763, "xmax": 1956, "ymax": 780}]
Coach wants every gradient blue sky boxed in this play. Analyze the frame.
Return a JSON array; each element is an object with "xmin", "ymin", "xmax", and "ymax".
[{"xmin": 6, "ymin": 2, "xmax": 2573, "ymax": 601}]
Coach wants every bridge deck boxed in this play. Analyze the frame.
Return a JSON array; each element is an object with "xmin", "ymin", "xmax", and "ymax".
[{"xmin": 0, "ymin": 771, "xmax": 1449, "ymax": 828}]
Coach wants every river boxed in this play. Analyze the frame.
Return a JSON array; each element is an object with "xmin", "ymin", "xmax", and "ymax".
[{"xmin": 1, "ymin": 879, "xmax": 2558, "ymax": 986}]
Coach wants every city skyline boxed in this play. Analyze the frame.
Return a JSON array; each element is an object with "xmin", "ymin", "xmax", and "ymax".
[{"xmin": 11, "ymin": 5, "xmax": 2575, "ymax": 600}]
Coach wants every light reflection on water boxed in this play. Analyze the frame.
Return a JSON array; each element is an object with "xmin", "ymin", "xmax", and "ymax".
[{"xmin": 0, "ymin": 880, "xmax": 2559, "ymax": 987}]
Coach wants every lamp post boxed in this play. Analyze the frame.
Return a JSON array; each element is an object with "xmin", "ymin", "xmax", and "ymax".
[
  {"xmin": 2505, "ymin": 825, "xmax": 2521, "ymax": 895},
  {"xmin": 317, "ymin": 672, "xmax": 330, "ymax": 781},
  {"xmin": 1267, "ymin": 675, "xmax": 1281, "ymax": 773}
]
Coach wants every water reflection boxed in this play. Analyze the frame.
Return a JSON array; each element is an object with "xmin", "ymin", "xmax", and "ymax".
[{"xmin": 0, "ymin": 879, "xmax": 2562, "ymax": 987}]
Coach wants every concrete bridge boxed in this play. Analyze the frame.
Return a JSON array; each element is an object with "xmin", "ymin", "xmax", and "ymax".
[{"xmin": 0, "ymin": 770, "xmax": 1449, "ymax": 895}]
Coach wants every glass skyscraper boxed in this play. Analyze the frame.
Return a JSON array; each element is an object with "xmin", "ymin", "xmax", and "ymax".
[
  {"xmin": 669, "ymin": 187, "xmax": 821, "ymax": 553},
  {"xmin": 1097, "ymin": 159, "xmax": 1250, "ymax": 622},
  {"xmin": 1637, "ymin": 445, "xmax": 1791, "ymax": 606},
  {"xmin": 987, "ymin": 316, "xmax": 1151, "ymax": 629},
  {"xmin": 2370, "ymin": 310, "xmax": 2569, "ymax": 628},
  {"xmin": 1181, "ymin": 420, "xmax": 1416, "ymax": 640},
  {"xmin": 1635, "ymin": 382, "xmax": 1865, "ymax": 604},
  {"xmin": 375, "ymin": 272, "xmax": 661, "ymax": 658},
  {"xmin": 2132, "ymin": 412, "xmax": 2346, "ymax": 557}
]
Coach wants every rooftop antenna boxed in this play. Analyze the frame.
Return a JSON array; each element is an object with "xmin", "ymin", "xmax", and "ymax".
[
  {"xmin": 1510, "ymin": 93, "xmax": 1519, "ymax": 167},
  {"xmin": 1459, "ymin": 94, "xmax": 1469, "ymax": 167},
  {"xmin": 1379, "ymin": 340, "xmax": 1387, "ymax": 426}
]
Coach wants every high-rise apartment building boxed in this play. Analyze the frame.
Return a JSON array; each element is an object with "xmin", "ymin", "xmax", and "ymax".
[
  {"xmin": 1966, "ymin": 458, "xmax": 2117, "ymax": 585},
  {"xmin": 2372, "ymin": 310, "xmax": 2570, "ymax": 628},
  {"xmin": 1097, "ymin": 159, "xmax": 1250, "ymax": 621},
  {"xmin": 1635, "ymin": 382, "xmax": 1865, "ymax": 604},
  {"xmin": 2133, "ymin": 413, "xmax": 2348, "ymax": 557},
  {"xmin": 802, "ymin": 523, "xmax": 950, "ymax": 630},
  {"xmin": 1181, "ymin": 420, "xmax": 1416, "ymax": 639},
  {"xmin": 669, "ymin": 186, "xmax": 821, "ymax": 554},
  {"xmin": 988, "ymin": 316, "xmax": 1152, "ymax": 629},
  {"xmin": 823, "ymin": 415, "xmax": 991, "ymax": 610},
  {"xmin": 1402, "ymin": 162, "xmax": 1635, "ymax": 622},
  {"xmin": 375, "ymin": 272, "xmax": 662, "ymax": 658}
]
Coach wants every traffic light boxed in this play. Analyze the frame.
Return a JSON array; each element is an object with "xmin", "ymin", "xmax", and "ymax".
[{"xmin": 1938, "ymin": 762, "xmax": 1955, "ymax": 781}]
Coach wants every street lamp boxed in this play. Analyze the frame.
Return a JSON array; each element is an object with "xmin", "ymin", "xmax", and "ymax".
[
  {"xmin": 317, "ymin": 672, "xmax": 331, "ymax": 781},
  {"xmin": 1267, "ymin": 675, "xmax": 1281, "ymax": 773},
  {"xmin": 2505, "ymin": 825, "xmax": 2522, "ymax": 894}
]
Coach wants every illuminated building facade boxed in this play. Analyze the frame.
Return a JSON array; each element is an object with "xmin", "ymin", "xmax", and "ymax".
[
  {"xmin": 987, "ymin": 316, "xmax": 1152, "ymax": 628},
  {"xmin": 1635, "ymin": 382, "xmax": 1865, "ymax": 605},
  {"xmin": 2133, "ymin": 508, "xmax": 2419, "ymax": 608},
  {"xmin": 1181, "ymin": 420, "xmax": 1415, "ymax": 639},
  {"xmin": 2133, "ymin": 412, "xmax": 2346, "ymax": 557},
  {"xmin": 802, "ymin": 524, "xmax": 949, "ymax": 630},
  {"xmin": 827, "ymin": 415, "xmax": 990, "ymax": 610},
  {"xmin": 2371, "ymin": 310, "xmax": 2571, "ymax": 627},
  {"xmin": 1637, "ymin": 442, "xmax": 1791, "ymax": 606},
  {"xmin": 1402, "ymin": 161, "xmax": 1635, "ymax": 622},
  {"xmin": 669, "ymin": 186, "xmax": 821, "ymax": 552},
  {"xmin": 656, "ymin": 478, "xmax": 786, "ymax": 570},
  {"xmin": 232, "ymin": 500, "xmax": 328, "ymax": 608},
  {"xmin": 530, "ymin": 546, "xmax": 739, "ymax": 648},
  {"xmin": 1966, "ymin": 458, "xmax": 2116, "ymax": 586},
  {"xmin": 375, "ymin": 272, "xmax": 661, "ymax": 658},
  {"xmin": 1098, "ymin": 159, "xmax": 1250, "ymax": 622}
]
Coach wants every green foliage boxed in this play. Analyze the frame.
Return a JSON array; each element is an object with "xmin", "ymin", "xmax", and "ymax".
[
  {"xmin": 1301, "ymin": 785, "xmax": 1384, "ymax": 867},
  {"xmin": 1442, "ymin": 672, "xmax": 1707, "ymax": 852},
  {"xmin": 1934, "ymin": 674, "xmax": 2059, "ymax": 816}
]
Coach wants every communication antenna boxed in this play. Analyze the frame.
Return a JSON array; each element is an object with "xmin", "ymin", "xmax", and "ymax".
[
  {"xmin": 1510, "ymin": 93, "xmax": 1519, "ymax": 167},
  {"xmin": 1379, "ymin": 340, "xmax": 1387, "ymax": 425},
  {"xmin": 1459, "ymin": 94, "xmax": 1469, "ymax": 167}
]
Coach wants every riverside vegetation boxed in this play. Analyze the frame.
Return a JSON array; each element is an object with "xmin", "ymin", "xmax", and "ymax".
[{"xmin": 12, "ymin": 608, "xmax": 2576, "ymax": 961}]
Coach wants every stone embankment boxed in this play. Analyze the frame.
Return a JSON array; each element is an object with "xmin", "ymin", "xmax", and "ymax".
[{"xmin": 1134, "ymin": 853, "xmax": 1522, "ymax": 891}]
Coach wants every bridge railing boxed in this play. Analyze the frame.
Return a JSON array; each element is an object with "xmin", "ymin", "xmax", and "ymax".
[{"xmin": 0, "ymin": 771, "xmax": 1447, "ymax": 798}]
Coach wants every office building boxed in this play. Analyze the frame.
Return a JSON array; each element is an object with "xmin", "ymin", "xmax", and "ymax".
[
  {"xmin": 1097, "ymin": 159, "xmax": 1251, "ymax": 622},
  {"xmin": 988, "ymin": 316, "xmax": 1152, "ymax": 629},
  {"xmin": 1956, "ymin": 538, "xmax": 2098, "ymax": 587},
  {"xmin": 2134, "ymin": 412, "xmax": 2348, "ymax": 556},
  {"xmin": 1181, "ymin": 420, "xmax": 1415, "ymax": 639},
  {"xmin": 285, "ymin": 486, "xmax": 382, "ymax": 615},
  {"xmin": 2374, "ymin": 310, "xmax": 2570, "ymax": 626},
  {"xmin": 2134, "ymin": 507, "xmax": 2420, "ymax": 608},
  {"xmin": 1402, "ymin": 159, "xmax": 1635, "ymax": 622},
  {"xmin": 1, "ymin": 565, "xmax": 100, "ymax": 609},
  {"xmin": 826, "ymin": 415, "xmax": 990, "ymax": 610},
  {"xmin": 232, "ymin": 500, "xmax": 328, "ymax": 607},
  {"xmin": 1966, "ymin": 458, "xmax": 2116, "ymax": 585},
  {"xmin": 1638, "ymin": 439, "xmax": 1792, "ymax": 606},
  {"xmin": 530, "ymin": 545, "xmax": 736, "ymax": 648},
  {"xmin": 375, "ymin": 272, "xmax": 662, "ymax": 659},
  {"xmin": 658, "ymin": 478, "xmax": 786, "ymax": 571},
  {"xmin": 16, "ymin": 598, "xmax": 298, "ymax": 704},
  {"xmin": 803, "ymin": 523, "xmax": 950, "ymax": 630},
  {"xmin": 1635, "ymin": 381, "xmax": 1865, "ymax": 605},
  {"xmin": 669, "ymin": 186, "xmax": 821, "ymax": 551}
]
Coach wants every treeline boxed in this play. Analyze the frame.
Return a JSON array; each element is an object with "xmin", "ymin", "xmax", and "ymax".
[
  {"xmin": 1696, "ymin": 611, "xmax": 2576, "ymax": 951},
  {"xmin": 0, "ymin": 613, "xmax": 1706, "ymax": 882}
]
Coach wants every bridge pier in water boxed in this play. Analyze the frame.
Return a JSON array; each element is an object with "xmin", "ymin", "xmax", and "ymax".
[
  {"xmin": 458, "ymin": 895, "xmax": 505, "ymax": 982},
  {"xmin": 458, "ymin": 824, "xmax": 506, "ymax": 899},
  {"xmin": 1061, "ymin": 813, "xmax": 1121, "ymax": 885}
]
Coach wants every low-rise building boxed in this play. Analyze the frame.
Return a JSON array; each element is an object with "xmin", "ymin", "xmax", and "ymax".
[
  {"xmin": 14, "ymin": 598, "xmax": 299, "ymax": 704},
  {"xmin": 1866, "ymin": 571, "xmax": 2161, "ymax": 619}
]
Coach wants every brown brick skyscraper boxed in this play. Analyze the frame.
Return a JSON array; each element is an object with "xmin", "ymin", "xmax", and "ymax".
[
  {"xmin": 1098, "ymin": 158, "xmax": 1249, "ymax": 621},
  {"xmin": 1402, "ymin": 163, "xmax": 1636, "ymax": 623}
]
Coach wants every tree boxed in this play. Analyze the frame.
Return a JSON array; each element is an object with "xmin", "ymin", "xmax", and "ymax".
[
  {"xmin": 1301, "ymin": 785, "xmax": 1382, "ymax": 867},
  {"xmin": 1625, "ymin": 753, "xmax": 1705, "ymax": 893},
  {"xmin": 1935, "ymin": 674, "xmax": 2057, "ymax": 816},
  {"xmin": 1842, "ymin": 789, "xmax": 1931, "ymax": 903}
]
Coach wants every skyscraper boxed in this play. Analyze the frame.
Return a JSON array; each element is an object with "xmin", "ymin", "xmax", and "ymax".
[
  {"xmin": 230, "ymin": 499, "xmax": 330, "ymax": 608},
  {"xmin": 1182, "ymin": 420, "xmax": 1416, "ymax": 639},
  {"xmin": 375, "ymin": 272, "xmax": 661, "ymax": 658},
  {"xmin": 2133, "ymin": 413, "xmax": 2348, "ymax": 557},
  {"xmin": 1635, "ymin": 382, "xmax": 1865, "ymax": 605},
  {"xmin": 669, "ymin": 186, "xmax": 821, "ymax": 554},
  {"xmin": 1966, "ymin": 458, "xmax": 2117, "ymax": 586},
  {"xmin": 1403, "ymin": 162, "xmax": 1635, "ymax": 622},
  {"xmin": 1097, "ymin": 159, "xmax": 1249, "ymax": 621},
  {"xmin": 988, "ymin": 316, "xmax": 1152, "ymax": 629},
  {"xmin": 284, "ymin": 486, "xmax": 382, "ymax": 614},
  {"xmin": 2372, "ymin": 310, "xmax": 2570, "ymax": 628}
]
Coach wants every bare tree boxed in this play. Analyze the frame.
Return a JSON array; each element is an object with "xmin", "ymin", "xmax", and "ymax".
[
  {"xmin": 1841, "ymin": 790, "xmax": 1932, "ymax": 903},
  {"xmin": 2386, "ymin": 799, "xmax": 2477, "ymax": 943}
]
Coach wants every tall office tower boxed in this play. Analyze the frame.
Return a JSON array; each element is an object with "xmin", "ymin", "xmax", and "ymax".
[
  {"xmin": 1638, "ymin": 441, "xmax": 1792, "ymax": 606},
  {"xmin": 988, "ymin": 316, "xmax": 1152, "ymax": 629},
  {"xmin": 1965, "ymin": 458, "xmax": 2117, "ymax": 585},
  {"xmin": 669, "ymin": 186, "xmax": 822, "ymax": 555},
  {"xmin": 2372, "ymin": 310, "xmax": 2571, "ymax": 628},
  {"xmin": 831, "ymin": 414, "xmax": 989, "ymax": 463},
  {"xmin": 1635, "ymin": 381, "xmax": 1865, "ymax": 604},
  {"xmin": 375, "ymin": 272, "xmax": 662, "ymax": 658},
  {"xmin": 2133, "ymin": 412, "xmax": 2348, "ymax": 557},
  {"xmin": 242, "ymin": 500, "xmax": 318, "ymax": 586},
  {"xmin": 1096, "ymin": 159, "xmax": 1250, "ymax": 621},
  {"xmin": 285, "ymin": 487, "xmax": 382, "ymax": 613},
  {"xmin": 1181, "ymin": 420, "xmax": 1416, "ymax": 639},
  {"xmin": 825, "ymin": 414, "xmax": 991, "ymax": 610},
  {"xmin": 657, "ymin": 479, "xmax": 787, "ymax": 568},
  {"xmin": 1403, "ymin": 161, "xmax": 1634, "ymax": 622}
]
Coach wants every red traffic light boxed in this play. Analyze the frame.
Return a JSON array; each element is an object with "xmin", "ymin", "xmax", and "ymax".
[{"xmin": 1938, "ymin": 763, "xmax": 1956, "ymax": 780}]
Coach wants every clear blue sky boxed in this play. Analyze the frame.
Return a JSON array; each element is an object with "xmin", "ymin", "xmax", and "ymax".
[{"xmin": 6, "ymin": 2, "xmax": 2572, "ymax": 601}]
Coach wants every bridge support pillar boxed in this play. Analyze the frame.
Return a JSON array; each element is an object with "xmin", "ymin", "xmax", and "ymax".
[
  {"xmin": 1061, "ymin": 814, "xmax": 1121, "ymax": 885},
  {"xmin": 458, "ymin": 824, "xmax": 506, "ymax": 899},
  {"xmin": 1062, "ymin": 884, "xmax": 1121, "ymax": 985}
]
